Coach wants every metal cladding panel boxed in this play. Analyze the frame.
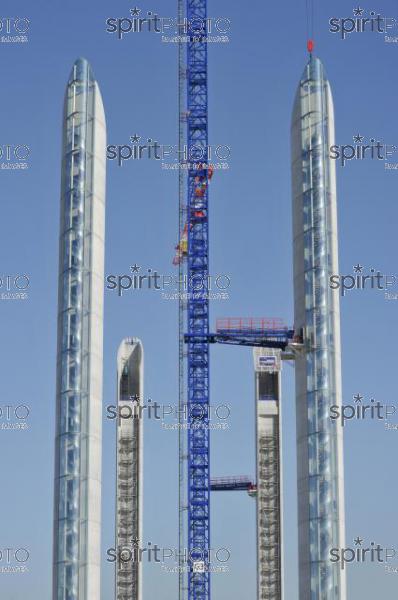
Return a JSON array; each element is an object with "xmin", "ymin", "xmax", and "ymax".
[
  {"xmin": 53, "ymin": 58, "xmax": 106, "ymax": 600},
  {"xmin": 291, "ymin": 55, "xmax": 346, "ymax": 600}
]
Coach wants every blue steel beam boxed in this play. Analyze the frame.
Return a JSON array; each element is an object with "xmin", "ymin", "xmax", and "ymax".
[
  {"xmin": 186, "ymin": 1, "xmax": 210, "ymax": 599},
  {"xmin": 209, "ymin": 336, "xmax": 291, "ymax": 349},
  {"xmin": 184, "ymin": 329, "xmax": 298, "ymax": 350}
]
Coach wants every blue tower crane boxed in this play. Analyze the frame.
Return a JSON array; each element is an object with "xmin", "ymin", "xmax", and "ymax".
[
  {"xmin": 186, "ymin": 1, "xmax": 210, "ymax": 599},
  {"xmin": 184, "ymin": 3, "xmax": 304, "ymax": 599}
]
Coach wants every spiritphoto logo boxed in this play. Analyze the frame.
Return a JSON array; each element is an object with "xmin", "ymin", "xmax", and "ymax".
[
  {"xmin": 0, "ymin": 404, "xmax": 30, "ymax": 432},
  {"xmin": 0, "ymin": 547, "xmax": 30, "ymax": 574},
  {"xmin": 330, "ymin": 537, "xmax": 397, "ymax": 572},
  {"xmin": 107, "ymin": 539, "xmax": 230, "ymax": 574},
  {"xmin": 0, "ymin": 17, "xmax": 30, "ymax": 44},
  {"xmin": 330, "ymin": 134, "xmax": 397, "ymax": 168},
  {"xmin": 106, "ymin": 395, "xmax": 230, "ymax": 431},
  {"xmin": 330, "ymin": 264, "xmax": 398, "ymax": 298},
  {"xmin": 329, "ymin": 7, "xmax": 398, "ymax": 42},
  {"xmin": 106, "ymin": 7, "xmax": 230, "ymax": 43},
  {"xmin": 106, "ymin": 264, "xmax": 231, "ymax": 300},
  {"xmin": 107, "ymin": 134, "xmax": 231, "ymax": 170},
  {"xmin": 160, "ymin": 402, "xmax": 230, "ymax": 431},
  {"xmin": 0, "ymin": 274, "xmax": 30, "ymax": 300},
  {"xmin": 0, "ymin": 144, "xmax": 30, "ymax": 171},
  {"xmin": 330, "ymin": 393, "xmax": 398, "ymax": 428}
]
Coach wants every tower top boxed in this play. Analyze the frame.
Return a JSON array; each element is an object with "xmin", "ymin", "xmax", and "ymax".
[{"xmin": 67, "ymin": 57, "xmax": 95, "ymax": 85}]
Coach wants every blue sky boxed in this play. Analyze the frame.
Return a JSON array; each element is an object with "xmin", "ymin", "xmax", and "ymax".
[{"xmin": 1, "ymin": 0, "xmax": 398, "ymax": 598}]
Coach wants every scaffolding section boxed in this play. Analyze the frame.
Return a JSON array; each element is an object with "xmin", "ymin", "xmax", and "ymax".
[
  {"xmin": 254, "ymin": 348, "xmax": 283, "ymax": 600},
  {"xmin": 116, "ymin": 339, "xmax": 144, "ymax": 600}
]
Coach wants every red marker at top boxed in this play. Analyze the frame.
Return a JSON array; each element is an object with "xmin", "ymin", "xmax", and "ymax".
[{"xmin": 307, "ymin": 39, "xmax": 314, "ymax": 53}]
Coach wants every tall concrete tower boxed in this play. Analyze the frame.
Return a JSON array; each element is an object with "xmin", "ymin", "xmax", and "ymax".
[
  {"xmin": 116, "ymin": 338, "xmax": 144, "ymax": 600},
  {"xmin": 291, "ymin": 54, "xmax": 346, "ymax": 599},
  {"xmin": 253, "ymin": 348, "xmax": 283, "ymax": 600},
  {"xmin": 53, "ymin": 58, "xmax": 106, "ymax": 600}
]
